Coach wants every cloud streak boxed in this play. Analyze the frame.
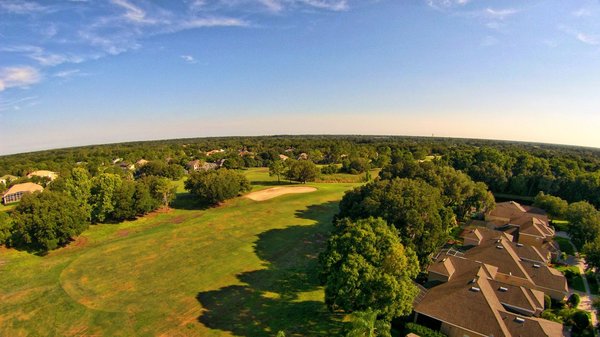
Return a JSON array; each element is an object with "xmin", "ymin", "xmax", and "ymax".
[{"xmin": 0, "ymin": 67, "xmax": 42, "ymax": 92}]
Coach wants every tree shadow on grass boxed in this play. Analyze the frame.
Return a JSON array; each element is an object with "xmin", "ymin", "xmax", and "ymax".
[
  {"xmin": 169, "ymin": 192, "xmax": 212, "ymax": 211},
  {"xmin": 196, "ymin": 201, "xmax": 346, "ymax": 337}
]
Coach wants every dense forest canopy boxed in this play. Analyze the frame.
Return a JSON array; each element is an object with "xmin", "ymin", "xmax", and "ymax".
[{"xmin": 3, "ymin": 135, "xmax": 600, "ymax": 207}]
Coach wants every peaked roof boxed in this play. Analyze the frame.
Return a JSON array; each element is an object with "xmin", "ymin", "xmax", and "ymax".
[{"xmin": 3, "ymin": 182, "xmax": 43, "ymax": 196}]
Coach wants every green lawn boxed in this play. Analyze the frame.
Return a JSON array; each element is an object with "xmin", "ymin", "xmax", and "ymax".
[
  {"xmin": 555, "ymin": 237, "xmax": 575, "ymax": 256},
  {"xmin": 0, "ymin": 168, "xmax": 357, "ymax": 337},
  {"xmin": 557, "ymin": 265, "xmax": 587, "ymax": 292},
  {"xmin": 552, "ymin": 220, "xmax": 569, "ymax": 233},
  {"xmin": 586, "ymin": 272, "xmax": 600, "ymax": 295}
]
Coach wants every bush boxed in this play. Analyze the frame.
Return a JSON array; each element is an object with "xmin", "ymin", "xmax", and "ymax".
[
  {"xmin": 544, "ymin": 294, "xmax": 552, "ymax": 310},
  {"xmin": 568, "ymin": 293, "xmax": 581, "ymax": 308},
  {"xmin": 320, "ymin": 164, "xmax": 338, "ymax": 175},
  {"xmin": 185, "ymin": 169, "xmax": 250, "ymax": 205},
  {"xmin": 404, "ymin": 323, "xmax": 446, "ymax": 337}
]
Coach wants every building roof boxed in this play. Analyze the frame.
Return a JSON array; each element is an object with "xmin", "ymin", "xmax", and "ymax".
[
  {"xmin": 27, "ymin": 170, "xmax": 58, "ymax": 180},
  {"xmin": 0, "ymin": 174, "xmax": 18, "ymax": 181},
  {"xmin": 3, "ymin": 182, "xmax": 43, "ymax": 196},
  {"xmin": 417, "ymin": 255, "xmax": 566, "ymax": 337}
]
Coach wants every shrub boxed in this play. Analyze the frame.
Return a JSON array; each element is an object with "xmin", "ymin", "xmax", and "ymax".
[
  {"xmin": 544, "ymin": 294, "xmax": 552, "ymax": 310},
  {"xmin": 568, "ymin": 293, "xmax": 581, "ymax": 308},
  {"xmin": 404, "ymin": 323, "xmax": 446, "ymax": 337}
]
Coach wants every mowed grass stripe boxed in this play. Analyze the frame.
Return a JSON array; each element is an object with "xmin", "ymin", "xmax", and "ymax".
[{"xmin": 0, "ymin": 169, "xmax": 356, "ymax": 336}]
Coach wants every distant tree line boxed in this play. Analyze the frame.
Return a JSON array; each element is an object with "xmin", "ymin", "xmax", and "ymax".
[{"xmin": 0, "ymin": 167, "xmax": 176, "ymax": 252}]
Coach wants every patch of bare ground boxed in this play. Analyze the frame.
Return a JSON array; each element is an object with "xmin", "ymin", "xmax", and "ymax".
[{"xmin": 244, "ymin": 186, "xmax": 317, "ymax": 201}]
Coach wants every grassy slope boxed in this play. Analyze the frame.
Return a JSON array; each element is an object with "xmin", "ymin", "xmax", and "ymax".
[{"xmin": 0, "ymin": 168, "xmax": 357, "ymax": 337}]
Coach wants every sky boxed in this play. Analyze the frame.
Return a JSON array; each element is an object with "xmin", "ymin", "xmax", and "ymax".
[{"xmin": 1, "ymin": 0, "xmax": 600, "ymax": 155}]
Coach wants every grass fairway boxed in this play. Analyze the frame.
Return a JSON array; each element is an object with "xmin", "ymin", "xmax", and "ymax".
[{"xmin": 0, "ymin": 168, "xmax": 357, "ymax": 337}]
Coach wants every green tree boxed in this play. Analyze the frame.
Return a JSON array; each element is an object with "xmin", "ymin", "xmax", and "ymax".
[
  {"xmin": 185, "ymin": 169, "xmax": 250, "ymax": 205},
  {"xmin": 568, "ymin": 293, "xmax": 581, "ymax": 308},
  {"xmin": 346, "ymin": 309, "xmax": 391, "ymax": 337},
  {"xmin": 63, "ymin": 167, "xmax": 93, "ymax": 220},
  {"xmin": 338, "ymin": 178, "xmax": 452, "ymax": 263},
  {"xmin": 150, "ymin": 176, "xmax": 177, "ymax": 208},
  {"xmin": 534, "ymin": 192, "xmax": 568, "ymax": 218},
  {"xmin": 11, "ymin": 191, "xmax": 88, "ymax": 252},
  {"xmin": 286, "ymin": 160, "xmax": 319, "ymax": 183},
  {"xmin": 319, "ymin": 217, "xmax": 419, "ymax": 320},
  {"xmin": 583, "ymin": 237, "xmax": 600, "ymax": 271},
  {"xmin": 90, "ymin": 173, "xmax": 122, "ymax": 223},
  {"xmin": 0, "ymin": 212, "xmax": 14, "ymax": 246},
  {"xmin": 566, "ymin": 201, "xmax": 600, "ymax": 248},
  {"xmin": 269, "ymin": 160, "xmax": 286, "ymax": 184}
]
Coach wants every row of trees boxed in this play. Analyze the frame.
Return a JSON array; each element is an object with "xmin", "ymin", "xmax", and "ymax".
[
  {"xmin": 1, "ymin": 168, "xmax": 176, "ymax": 252},
  {"xmin": 269, "ymin": 159, "xmax": 321, "ymax": 184},
  {"xmin": 185, "ymin": 169, "xmax": 250, "ymax": 205}
]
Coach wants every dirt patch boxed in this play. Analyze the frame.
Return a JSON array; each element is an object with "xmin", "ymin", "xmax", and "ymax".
[
  {"xmin": 116, "ymin": 230, "xmax": 130, "ymax": 237},
  {"xmin": 244, "ymin": 186, "xmax": 317, "ymax": 201}
]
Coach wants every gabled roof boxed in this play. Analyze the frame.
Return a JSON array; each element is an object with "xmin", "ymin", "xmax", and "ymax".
[
  {"xmin": 27, "ymin": 170, "xmax": 58, "ymax": 180},
  {"xmin": 463, "ymin": 237, "xmax": 531, "ymax": 280},
  {"xmin": 3, "ymin": 182, "xmax": 43, "ymax": 196}
]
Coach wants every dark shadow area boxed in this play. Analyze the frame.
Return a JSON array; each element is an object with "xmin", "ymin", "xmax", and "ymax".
[
  {"xmin": 169, "ymin": 192, "xmax": 212, "ymax": 211},
  {"xmin": 249, "ymin": 180, "xmax": 297, "ymax": 187},
  {"xmin": 197, "ymin": 201, "xmax": 346, "ymax": 337}
]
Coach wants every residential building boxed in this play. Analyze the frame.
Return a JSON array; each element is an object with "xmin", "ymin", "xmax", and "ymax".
[
  {"xmin": 414, "ymin": 227, "xmax": 568, "ymax": 337},
  {"xmin": 0, "ymin": 175, "xmax": 18, "ymax": 185},
  {"xmin": 2, "ymin": 182, "xmax": 43, "ymax": 204},
  {"xmin": 27, "ymin": 170, "xmax": 58, "ymax": 181}
]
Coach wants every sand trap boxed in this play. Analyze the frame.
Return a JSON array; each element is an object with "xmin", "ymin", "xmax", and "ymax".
[{"xmin": 245, "ymin": 186, "xmax": 317, "ymax": 201}]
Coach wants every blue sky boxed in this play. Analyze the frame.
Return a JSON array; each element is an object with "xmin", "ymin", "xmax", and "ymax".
[{"xmin": 1, "ymin": 0, "xmax": 599, "ymax": 155}]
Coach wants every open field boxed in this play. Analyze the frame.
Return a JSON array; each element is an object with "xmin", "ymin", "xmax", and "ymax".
[{"xmin": 0, "ymin": 168, "xmax": 359, "ymax": 337}]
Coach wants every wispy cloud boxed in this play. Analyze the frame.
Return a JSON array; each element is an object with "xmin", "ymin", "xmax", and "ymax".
[
  {"xmin": 299, "ymin": 0, "xmax": 348, "ymax": 11},
  {"xmin": 181, "ymin": 55, "xmax": 197, "ymax": 64},
  {"xmin": 576, "ymin": 32, "xmax": 599, "ymax": 45},
  {"xmin": 480, "ymin": 8, "xmax": 518, "ymax": 20},
  {"xmin": 110, "ymin": 0, "xmax": 158, "ymax": 24},
  {"xmin": 572, "ymin": 8, "xmax": 592, "ymax": 17},
  {"xmin": 560, "ymin": 25, "xmax": 599, "ymax": 46},
  {"xmin": 426, "ymin": 0, "xmax": 470, "ymax": 10},
  {"xmin": 258, "ymin": 0, "xmax": 284, "ymax": 12},
  {"xmin": 2, "ymin": 45, "xmax": 85, "ymax": 67},
  {"xmin": 480, "ymin": 35, "xmax": 498, "ymax": 47},
  {"xmin": 0, "ymin": 0, "xmax": 49, "ymax": 14},
  {"xmin": 0, "ymin": 96, "xmax": 38, "ymax": 112},
  {"xmin": 53, "ymin": 69, "xmax": 81, "ymax": 78},
  {"xmin": 0, "ymin": 67, "xmax": 42, "ymax": 92}
]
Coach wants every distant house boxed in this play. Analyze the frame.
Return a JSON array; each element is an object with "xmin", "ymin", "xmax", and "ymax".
[
  {"xmin": 297, "ymin": 153, "xmax": 308, "ymax": 160},
  {"xmin": 206, "ymin": 149, "xmax": 225, "ymax": 156},
  {"xmin": 27, "ymin": 170, "xmax": 58, "ymax": 181},
  {"xmin": 238, "ymin": 150, "xmax": 254, "ymax": 157},
  {"xmin": 2, "ymin": 182, "xmax": 43, "ymax": 204},
  {"xmin": 0, "ymin": 175, "xmax": 18, "ymax": 185},
  {"xmin": 187, "ymin": 160, "xmax": 202, "ymax": 171},
  {"xmin": 112, "ymin": 158, "xmax": 123, "ymax": 164},
  {"xmin": 278, "ymin": 154, "xmax": 289, "ymax": 161},
  {"xmin": 136, "ymin": 159, "xmax": 149, "ymax": 167},
  {"xmin": 118, "ymin": 162, "xmax": 135, "ymax": 171}
]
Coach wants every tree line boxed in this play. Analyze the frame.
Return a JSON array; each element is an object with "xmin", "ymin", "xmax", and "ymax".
[{"xmin": 0, "ymin": 167, "xmax": 176, "ymax": 252}]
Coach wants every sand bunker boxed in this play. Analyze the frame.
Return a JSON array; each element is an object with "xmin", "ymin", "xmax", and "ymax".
[{"xmin": 245, "ymin": 186, "xmax": 317, "ymax": 201}]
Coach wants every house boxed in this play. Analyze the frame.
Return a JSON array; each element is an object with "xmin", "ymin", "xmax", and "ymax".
[
  {"xmin": 0, "ymin": 174, "xmax": 18, "ymax": 185},
  {"xmin": 206, "ymin": 149, "xmax": 225, "ymax": 156},
  {"xmin": 486, "ymin": 201, "xmax": 555, "ymax": 248},
  {"xmin": 112, "ymin": 158, "xmax": 123, "ymax": 164},
  {"xmin": 415, "ymin": 256, "xmax": 566, "ymax": 337},
  {"xmin": 187, "ymin": 160, "xmax": 202, "ymax": 171},
  {"xmin": 187, "ymin": 160, "xmax": 220, "ymax": 172},
  {"xmin": 2, "ymin": 182, "xmax": 43, "ymax": 204},
  {"xmin": 297, "ymin": 153, "xmax": 308, "ymax": 160},
  {"xmin": 27, "ymin": 170, "xmax": 58, "ymax": 181},
  {"xmin": 118, "ymin": 162, "xmax": 135, "ymax": 171},
  {"xmin": 279, "ymin": 154, "xmax": 289, "ymax": 161},
  {"xmin": 136, "ymin": 159, "xmax": 149, "ymax": 167},
  {"xmin": 414, "ymin": 228, "xmax": 568, "ymax": 337}
]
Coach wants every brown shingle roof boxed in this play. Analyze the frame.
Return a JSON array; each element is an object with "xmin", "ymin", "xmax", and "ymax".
[{"xmin": 3, "ymin": 182, "xmax": 44, "ymax": 196}]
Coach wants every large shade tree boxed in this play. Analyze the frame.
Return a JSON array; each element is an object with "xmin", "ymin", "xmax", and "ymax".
[
  {"xmin": 319, "ymin": 217, "xmax": 419, "ymax": 320},
  {"xmin": 338, "ymin": 178, "xmax": 453, "ymax": 263},
  {"xmin": 185, "ymin": 169, "xmax": 250, "ymax": 205},
  {"xmin": 11, "ymin": 191, "xmax": 88, "ymax": 252}
]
